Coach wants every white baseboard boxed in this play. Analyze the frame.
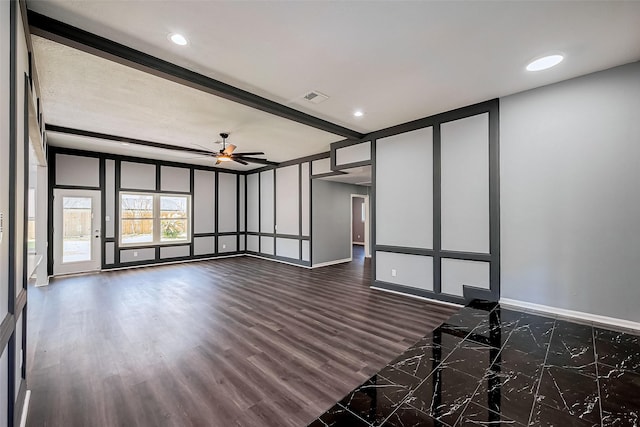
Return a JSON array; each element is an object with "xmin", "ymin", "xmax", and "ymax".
[
  {"xmin": 19, "ymin": 390, "xmax": 30, "ymax": 427},
  {"xmin": 371, "ymin": 286, "xmax": 463, "ymax": 308},
  {"xmin": 246, "ymin": 254, "xmax": 312, "ymax": 269},
  {"xmin": 500, "ymin": 298, "xmax": 640, "ymax": 331},
  {"xmin": 312, "ymin": 258, "xmax": 352, "ymax": 268},
  {"xmin": 352, "ymin": 242, "xmax": 364, "ymax": 245}
]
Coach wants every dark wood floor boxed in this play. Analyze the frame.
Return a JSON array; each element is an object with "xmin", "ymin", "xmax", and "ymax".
[{"xmin": 27, "ymin": 249, "xmax": 456, "ymax": 426}]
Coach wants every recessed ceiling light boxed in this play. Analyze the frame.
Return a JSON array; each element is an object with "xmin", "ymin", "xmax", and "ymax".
[
  {"xmin": 121, "ymin": 142, "xmax": 130, "ymax": 146},
  {"xmin": 353, "ymin": 110, "xmax": 364, "ymax": 117},
  {"xmin": 526, "ymin": 54, "xmax": 564, "ymax": 72},
  {"xmin": 169, "ymin": 33, "xmax": 188, "ymax": 46}
]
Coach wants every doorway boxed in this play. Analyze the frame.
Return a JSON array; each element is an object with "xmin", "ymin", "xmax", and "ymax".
[
  {"xmin": 53, "ymin": 189, "xmax": 101, "ymax": 275},
  {"xmin": 350, "ymin": 194, "xmax": 370, "ymax": 260}
]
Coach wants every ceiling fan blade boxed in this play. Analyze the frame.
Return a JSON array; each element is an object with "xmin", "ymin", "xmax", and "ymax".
[
  {"xmin": 238, "ymin": 157, "xmax": 280, "ymax": 166},
  {"xmin": 231, "ymin": 152, "xmax": 265, "ymax": 156},
  {"xmin": 223, "ymin": 144, "xmax": 237, "ymax": 155},
  {"xmin": 232, "ymin": 157, "xmax": 249, "ymax": 166}
]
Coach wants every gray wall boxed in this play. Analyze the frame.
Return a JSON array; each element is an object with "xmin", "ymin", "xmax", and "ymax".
[
  {"xmin": 501, "ymin": 61, "xmax": 640, "ymax": 323},
  {"xmin": 312, "ymin": 180, "xmax": 367, "ymax": 265}
]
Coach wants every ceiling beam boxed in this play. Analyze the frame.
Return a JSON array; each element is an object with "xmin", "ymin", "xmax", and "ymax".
[
  {"xmin": 28, "ymin": 10, "xmax": 365, "ymax": 141},
  {"xmin": 45, "ymin": 124, "xmax": 212, "ymax": 155}
]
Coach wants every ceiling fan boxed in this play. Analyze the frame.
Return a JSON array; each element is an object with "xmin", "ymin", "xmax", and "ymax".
[{"xmin": 194, "ymin": 133, "xmax": 278, "ymax": 166}]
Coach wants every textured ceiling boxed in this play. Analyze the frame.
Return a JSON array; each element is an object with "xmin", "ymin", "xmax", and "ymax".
[{"xmin": 29, "ymin": 0, "xmax": 640, "ymax": 168}]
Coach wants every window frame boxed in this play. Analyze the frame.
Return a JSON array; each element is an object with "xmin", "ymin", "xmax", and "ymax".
[{"xmin": 119, "ymin": 192, "xmax": 191, "ymax": 247}]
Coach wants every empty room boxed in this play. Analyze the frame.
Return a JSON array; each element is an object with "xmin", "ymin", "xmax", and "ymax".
[{"xmin": 1, "ymin": 1, "xmax": 640, "ymax": 426}]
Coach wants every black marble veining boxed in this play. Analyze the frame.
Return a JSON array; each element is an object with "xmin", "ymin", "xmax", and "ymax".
[{"xmin": 307, "ymin": 300, "xmax": 640, "ymax": 427}]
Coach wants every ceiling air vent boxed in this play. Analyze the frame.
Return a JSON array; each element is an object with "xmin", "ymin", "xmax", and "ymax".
[{"xmin": 302, "ymin": 90, "xmax": 329, "ymax": 104}]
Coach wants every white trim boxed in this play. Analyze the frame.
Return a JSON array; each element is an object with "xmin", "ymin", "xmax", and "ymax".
[
  {"xmin": 19, "ymin": 390, "xmax": 31, "ymax": 427},
  {"xmin": 500, "ymin": 298, "xmax": 640, "ymax": 331},
  {"xmin": 371, "ymin": 286, "xmax": 464, "ymax": 308},
  {"xmin": 352, "ymin": 241, "xmax": 364, "ymax": 245},
  {"xmin": 311, "ymin": 257, "xmax": 352, "ymax": 268},
  {"xmin": 246, "ymin": 254, "xmax": 313, "ymax": 269}
]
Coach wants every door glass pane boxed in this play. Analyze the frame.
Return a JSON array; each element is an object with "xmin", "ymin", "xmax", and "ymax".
[
  {"xmin": 62, "ymin": 197, "xmax": 92, "ymax": 263},
  {"xmin": 160, "ymin": 196, "xmax": 189, "ymax": 242},
  {"xmin": 121, "ymin": 194, "xmax": 154, "ymax": 244}
]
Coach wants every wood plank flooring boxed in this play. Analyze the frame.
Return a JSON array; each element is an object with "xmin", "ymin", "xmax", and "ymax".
[{"xmin": 27, "ymin": 250, "xmax": 456, "ymax": 426}]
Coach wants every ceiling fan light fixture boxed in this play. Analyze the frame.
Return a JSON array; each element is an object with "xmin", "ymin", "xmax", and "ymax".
[
  {"xmin": 218, "ymin": 156, "xmax": 232, "ymax": 162},
  {"xmin": 169, "ymin": 33, "xmax": 188, "ymax": 46}
]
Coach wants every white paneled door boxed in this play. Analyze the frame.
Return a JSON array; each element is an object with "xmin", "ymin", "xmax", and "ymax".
[{"xmin": 53, "ymin": 189, "xmax": 101, "ymax": 275}]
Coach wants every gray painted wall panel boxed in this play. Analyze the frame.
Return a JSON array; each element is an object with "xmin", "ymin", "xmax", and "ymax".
[
  {"xmin": 240, "ymin": 235, "xmax": 245, "ymax": 251},
  {"xmin": 336, "ymin": 141, "xmax": 371, "ymax": 165},
  {"xmin": 441, "ymin": 113, "xmax": 490, "ymax": 253},
  {"xmin": 276, "ymin": 238, "xmax": 299, "ymax": 260},
  {"xmin": 120, "ymin": 248, "xmax": 155, "ymax": 263},
  {"xmin": 193, "ymin": 170, "xmax": 215, "ymax": 234},
  {"xmin": 247, "ymin": 235, "xmax": 259, "ymax": 252},
  {"xmin": 501, "ymin": 61, "xmax": 640, "ymax": 323},
  {"xmin": 301, "ymin": 163, "xmax": 310, "ymax": 236},
  {"xmin": 276, "ymin": 165, "xmax": 299, "ymax": 235},
  {"xmin": 376, "ymin": 252, "xmax": 434, "ymax": 291},
  {"xmin": 302, "ymin": 240, "xmax": 310, "ymax": 262},
  {"xmin": 160, "ymin": 166, "xmax": 190, "ymax": 193},
  {"xmin": 105, "ymin": 159, "xmax": 115, "ymax": 238},
  {"xmin": 218, "ymin": 235, "xmax": 237, "ymax": 253},
  {"xmin": 105, "ymin": 242, "xmax": 115, "ymax": 265},
  {"xmin": 194, "ymin": 236, "xmax": 215, "ymax": 256},
  {"xmin": 441, "ymin": 258, "xmax": 490, "ymax": 297},
  {"xmin": 260, "ymin": 170, "xmax": 274, "ymax": 233},
  {"xmin": 260, "ymin": 236, "xmax": 275, "ymax": 255},
  {"xmin": 376, "ymin": 127, "xmax": 433, "ymax": 249},
  {"xmin": 312, "ymin": 180, "xmax": 367, "ymax": 265},
  {"xmin": 247, "ymin": 174, "xmax": 259, "ymax": 232},
  {"xmin": 311, "ymin": 158, "xmax": 331, "ymax": 175},
  {"xmin": 160, "ymin": 245, "xmax": 190, "ymax": 259},
  {"xmin": 218, "ymin": 173, "xmax": 237, "ymax": 232},
  {"xmin": 121, "ymin": 161, "xmax": 156, "ymax": 190},
  {"xmin": 55, "ymin": 154, "xmax": 99, "ymax": 187}
]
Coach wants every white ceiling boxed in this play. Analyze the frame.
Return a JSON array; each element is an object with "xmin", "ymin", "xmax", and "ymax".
[{"xmin": 29, "ymin": 0, "xmax": 640, "ymax": 169}]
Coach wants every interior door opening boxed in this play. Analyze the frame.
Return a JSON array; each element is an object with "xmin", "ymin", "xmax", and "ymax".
[{"xmin": 350, "ymin": 194, "xmax": 370, "ymax": 261}]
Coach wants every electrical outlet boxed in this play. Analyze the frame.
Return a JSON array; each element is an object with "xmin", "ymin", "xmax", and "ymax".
[
  {"xmin": 133, "ymin": 251, "xmax": 138, "ymax": 257},
  {"xmin": 391, "ymin": 269, "xmax": 397, "ymax": 277}
]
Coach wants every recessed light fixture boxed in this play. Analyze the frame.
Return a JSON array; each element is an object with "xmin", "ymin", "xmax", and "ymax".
[
  {"xmin": 169, "ymin": 33, "xmax": 188, "ymax": 46},
  {"xmin": 526, "ymin": 54, "xmax": 564, "ymax": 72},
  {"xmin": 353, "ymin": 110, "xmax": 364, "ymax": 117},
  {"xmin": 121, "ymin": 142, "xmax": 130, "ymax": 146}
]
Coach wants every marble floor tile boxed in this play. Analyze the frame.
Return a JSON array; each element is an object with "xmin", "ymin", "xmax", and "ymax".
[
  {"xmin": 306, "ymin": 301, "xmax": 640, "ymax": 427},
  {"xmin": 535, "ymin": 366, "xmax": 600, "ymax": 425},
  {"xmin": 404, "ymin": 366, "xmax": 480, "ymax": 426},
  {"xmin": 337, "ymin": 367, "xmax": 419, "ymax": 425}
]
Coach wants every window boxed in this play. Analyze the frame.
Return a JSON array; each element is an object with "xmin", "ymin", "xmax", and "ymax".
[{"xmin": 120, "ymin": 193, "xmax": 190, "ymax": 246}]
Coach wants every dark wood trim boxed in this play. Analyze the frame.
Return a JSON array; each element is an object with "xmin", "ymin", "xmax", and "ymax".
[
  {"xmin": 441, "ymin": 251, "xmax": 492, "ymax": 262},
  {"xmin": 8, "ymin": 0, "xmax": 17, "ymax": 315},
  {"xmin": 15, "ymin": 290, "xmax": 27, "ymax": 317},
  {"xmin": 214, "ymin": 171, "xmax": 219, "ymax": 254},
  {"xmin": 332, "ymin": 159, "xmax": 371, "ymax": 171},
  {"xmin": 374, "ymin": 246, "xmax": 435, "ymax": 257},
  {"xmin": 433, "ymin": 123, "xmax": 442, "ymax": 294},
  {"xmin": 488, "ymin": 99, "xmax": 501, "ymax": 300},
  {"xmin": 365, "ymin": 99, "xmax": 499, "ymax": 141},
  {"xmin": 28, "ymin": 11, "xmax": 363, "ymax": 140},
  {"xmin": 310, "ymin": 171, "xmax": 348, "ymax": 179},
  {"xmin": 189, "ymin": 168, "xmax": 195, "ymax": 257},
  {"xmin": 114, "ymin": 159, "xmax": 121, "ymax": 264},
  {"xmin": 249, "ymin": 151, "xmax": 331, "ymax": 175},
  {"xmin": 0, "ymin": 314, "xmax": 15, "ymax": 355},
  {"xmin": 101, "ymin": 251, "xmax": 245, "ymax": 270},
  {"xmin": 46, "ymin": 124, "xmax": 215, "ymax": 155},
  {"xmin": 372, "ymin": 280, "xmax": 466, "ymax": 305}
]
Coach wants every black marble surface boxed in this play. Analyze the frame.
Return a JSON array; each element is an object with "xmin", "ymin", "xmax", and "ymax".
[{"xmin": 307, "ymin": 300, "xmax": 640, "ymax": 427}]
